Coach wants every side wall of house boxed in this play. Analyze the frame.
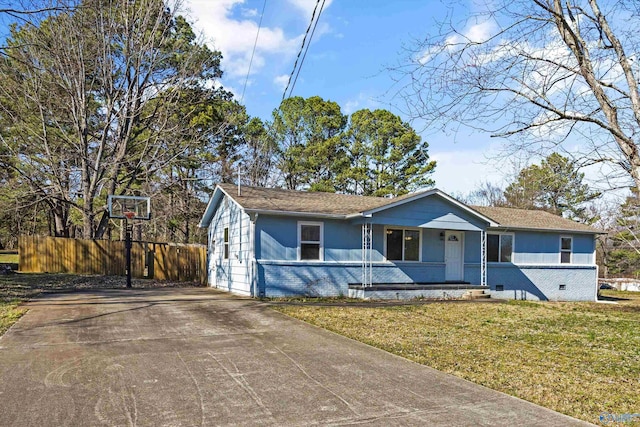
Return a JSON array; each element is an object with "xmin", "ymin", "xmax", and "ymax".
[
  {"xmin": 208, "ymin": 195, "xmax": 253, "ymax": 295},
  {"xmin": 486, "ymin": 231, "xmax": 597, "ymax": 301}
]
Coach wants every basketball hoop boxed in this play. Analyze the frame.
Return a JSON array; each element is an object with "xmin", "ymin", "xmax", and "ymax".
[{"xmin": 107, "ymin": 195, "xmax": 151, "ymax": 290}]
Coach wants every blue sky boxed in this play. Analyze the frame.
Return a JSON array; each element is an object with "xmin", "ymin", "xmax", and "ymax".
[{"xmin": 185, "ymin": 0, "xmax": 506, "ymax": 196}]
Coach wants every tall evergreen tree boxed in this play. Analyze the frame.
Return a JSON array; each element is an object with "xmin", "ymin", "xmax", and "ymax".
[
  {"xmin": 271, "ymin": 96, "xmax": 348, "ymax": 191},
  {"xmin": 342, "ymin": 109, "xmax": 436, "ymax": 196},
  {"xmin": 242, "ymin": 117, "xmax": 278, "ymax": 187},
  {"xmin": 503, "ymin": 153, "xmax": 600, "ymax": 222}
]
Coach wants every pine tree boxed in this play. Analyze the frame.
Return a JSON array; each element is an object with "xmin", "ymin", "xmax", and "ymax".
[{"xmin": 503, "ymin": 153, "xmax": 600, "ymax": 222}]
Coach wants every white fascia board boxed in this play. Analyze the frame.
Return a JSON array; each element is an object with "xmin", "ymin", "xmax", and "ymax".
[
  {"xmin": 198, "ymin": 188, "xmax": 223, "ymax": 228},
  {"xmin": 198, "ymin": 184, "xmax": 248, "ymax": 228},
  {"xmin": 244, "ymin": 209, "xmax": 346, "ymax": 219}
]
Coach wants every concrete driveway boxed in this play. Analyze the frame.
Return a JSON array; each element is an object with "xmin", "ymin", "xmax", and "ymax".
[{"xmin": 0, "ymin": 288, "xmax": 592, "ymax": 426}]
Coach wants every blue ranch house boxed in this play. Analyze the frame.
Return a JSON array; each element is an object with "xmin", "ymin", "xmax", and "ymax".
[{"xmin": 199, "ymin": 184, "xmax": 601, "ymax": 301}]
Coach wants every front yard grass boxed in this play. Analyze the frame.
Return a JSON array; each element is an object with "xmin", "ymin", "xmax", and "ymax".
[
  {"xmin": 274, "ymin": 291, "xmax": 640, "ymax": 426},
  {"xmin": 0, "ymin": 301, "xmax": 27, "ymax": 336}
]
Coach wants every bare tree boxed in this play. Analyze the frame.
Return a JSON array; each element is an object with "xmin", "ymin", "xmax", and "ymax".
[
  {"xmin": 0, "ymin": 0, "xmax": 73, "ymax": 21},
  {"xmin": 464, "ymin": 181, "xmax": 507, "ymax": 207},
  {"xmin": 0, "ymin": 0, "xmax": 224, "ymax": 238},
  {"xmin": 394, "ymin": 0, "xmax": 640, "ymax": 190}
]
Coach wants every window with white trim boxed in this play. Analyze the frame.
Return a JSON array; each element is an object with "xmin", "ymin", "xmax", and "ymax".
[
  {"xmin": 386, "ymin": 228, "xmax": 420, "ymax": 261},
  {"xmin": 223, "ymin": 227, "xmax": 229, "ymax": 259},
  {"xmin": 487, "ymin": 233, "xmax": 513, "ymax": 263},
  {"xmin": 560, "ymin": 236, "xmax": 572, "ymax": 264},
  {"xmin": 298, "ymin": 222, "xmax": 323, "ymax": 260}
]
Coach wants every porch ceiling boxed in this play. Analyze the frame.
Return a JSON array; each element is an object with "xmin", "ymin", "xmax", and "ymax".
[{"xmin": 419, "ymin": 213, "xmax": 483, "ymax": 231}]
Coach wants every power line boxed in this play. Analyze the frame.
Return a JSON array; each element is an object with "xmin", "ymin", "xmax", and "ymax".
[
  {"xmin": 289, "ymin": 0, "xmax": 326, "ymax": 99},
  {"xmin": 281, "ymin": 0, "xmax": 324, "ymax": 101},
  {"xmin": 240, "ymin": 0, "xmax": 267, "ymax": 104}
]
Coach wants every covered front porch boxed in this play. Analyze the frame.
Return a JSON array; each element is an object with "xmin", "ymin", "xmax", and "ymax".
[{"xmin": 352, "ymin": 192, "xmax": 496, "ymax": 299}]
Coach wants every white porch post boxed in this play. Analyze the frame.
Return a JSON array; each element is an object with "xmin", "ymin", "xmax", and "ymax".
[
  {"xmin": 480, "ymin": 230, "xmax": 487, "ymax": 287},
  {"xmin": 361, "ymin": 222, "xmax": 373, "ymax": 287}
]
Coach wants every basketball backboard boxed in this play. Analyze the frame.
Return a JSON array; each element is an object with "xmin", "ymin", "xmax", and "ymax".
[{"xmin": 108, "ymin": 195, "xmax": 151, "ymax": 220}]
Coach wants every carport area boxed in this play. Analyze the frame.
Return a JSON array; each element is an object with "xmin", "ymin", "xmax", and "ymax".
[{"xmin": 0, "ymin": 288, "xmax": 589, "ymax": 426}]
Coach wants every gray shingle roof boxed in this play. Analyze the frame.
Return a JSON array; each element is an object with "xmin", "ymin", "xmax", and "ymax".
[
  {"xmin": 471, "ymin": 205, "xmax": 599, "ymax": 233},
  {"xmin": 216, "ymin": 184, "xmax": 599, "ymax": 233},
  {"xmin": 217, "ymin": 183, "xmax": 416, "ymax": 216}
]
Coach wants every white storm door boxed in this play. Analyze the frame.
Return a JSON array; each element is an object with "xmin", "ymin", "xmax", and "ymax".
[{"xmin": 445, "ymin": 231, "xmax": 464, "ymax": 281}]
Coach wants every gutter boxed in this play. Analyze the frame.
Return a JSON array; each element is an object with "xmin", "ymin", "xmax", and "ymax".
[
  {"xmin": 488, "ymin": 226, "xmax": 604, "ymax": 235},
  {"xmin": 244, "ymin": 209, "xmax": 347, "ymax": 219}
]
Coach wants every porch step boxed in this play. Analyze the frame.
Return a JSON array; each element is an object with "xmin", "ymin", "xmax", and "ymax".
[
  {"xmin": 348, "ymin": 283, "xmax": 490, "ymax": 301},
  {"xmin": 462, "ymin": 289, "xmax": 491, "ymax": 300},
  {"xmin": 348, "ymin": 282, "xmax": 478, "ymax": 291}
]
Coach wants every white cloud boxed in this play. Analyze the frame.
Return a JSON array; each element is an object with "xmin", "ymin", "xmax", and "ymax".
[
  {"xmin": 465, "ymin": 21, "xmax": 494, "ymax": 43},
  {"xmin": 442, "ymin": 20, "xmax": 496, "ymax": 52},
  {"xmin": 343, "ymin": 91, "xmax": 380, "ymax": 115},
  {"xmin": 274, "ymin": 74, "xmax": 290, "ymax": 91},
  {"xmin": 186, "ymin": 0, "xmax": 304, "ymax": 78},
  {"xmin": 241, "ymin": 7, "xmax": 258, "ymax": 18},
  {"xmin": 286, "ymin": 0, "xmax": 333, "ymax": 18}
]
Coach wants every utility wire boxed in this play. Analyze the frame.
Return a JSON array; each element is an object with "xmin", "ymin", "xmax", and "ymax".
[
  {"xmin": 281, "ymin": 0, "xmax": 323, "ymax": 101},
  {"xmin": 289, "ymin": 0, "xmax": 326, "ymax": 99},
  {"xmin": 240, "ymin": 0, "xmax": 267, "ymax": 103}
]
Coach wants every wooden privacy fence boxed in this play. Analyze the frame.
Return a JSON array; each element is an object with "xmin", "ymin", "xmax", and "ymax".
[{"xmin": 19, "ymin": 236, "xmax": 207, "ymax": 284}]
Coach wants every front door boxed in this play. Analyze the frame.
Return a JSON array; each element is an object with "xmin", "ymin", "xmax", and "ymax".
[{"xmin": 445, "ymin": 231, "xmax": 464, "ymax": 281}]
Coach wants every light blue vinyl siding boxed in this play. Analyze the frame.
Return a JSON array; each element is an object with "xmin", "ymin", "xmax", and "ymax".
[
  {"xmin": 325, "ymin": 220, "xmax": 367, "ymax": 262},
  {"xmin": 464, "ymin": 231, "xmax": 481, "ymax": 263},
  {"xmin": 362, "ymin": 195, "xmax": 489, "ymax": 231},
  {"xmin": 256, "ymin": 216, "xmax": 384, "ymax": 261},
  {"xmin": 422, "ymin": 229, "xmax": 445, "ymax": 262},
  {"xmin": 512, "ymin": 231, "xmax": 594, "ymax": 265},
  {"xmin": 256, "ymin": 215, "xmax": 297, "ymax": 261},
  {"xmin": 257, "ymin": 215, "xmax": 452, "ymax": 263},
  {"xmin": 208, "ymin": 195, "xmax": 252, "ymax": 295}
]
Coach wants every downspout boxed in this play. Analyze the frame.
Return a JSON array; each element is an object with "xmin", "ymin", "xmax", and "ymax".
[
  {"xmin": 594, "ymin": 264, "xmax": 600, "ymax": 302},
  {"xmin": 480, "ymin": 229, "xmax": 487, "ymax": 288},
  {"xmin": 594, "ymin": 235, "xmax": 599, "ymax": 302}
]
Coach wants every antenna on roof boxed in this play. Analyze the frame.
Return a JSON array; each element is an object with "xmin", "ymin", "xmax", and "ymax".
[{"xmin": 237, "ymin": 162, "xmax": 242, "ymax": 196}]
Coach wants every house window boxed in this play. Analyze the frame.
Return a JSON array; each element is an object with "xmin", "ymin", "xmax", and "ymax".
[
  {"xmin": 560, "ymin": 236, "xmax": 572, "ymax": 264},
  {"xmin": 299, "ymin": 222, "xmax": 323, "ymax": 260},
  {"xmin": 223, "ymin": 227, "xmax": 229, "ymax": 259},
  {"xmin": 487, "ymin": 233, "xmax": 513, "ymax": 263},
  {"xmin": 386, "ymin": 228, "xmax": 420, "ymax": 261}
]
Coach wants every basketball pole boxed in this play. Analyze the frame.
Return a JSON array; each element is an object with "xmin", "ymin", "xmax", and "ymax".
[{"xmin": 124, "ymin": 215, "xmax": 133, "ymax": 288}]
